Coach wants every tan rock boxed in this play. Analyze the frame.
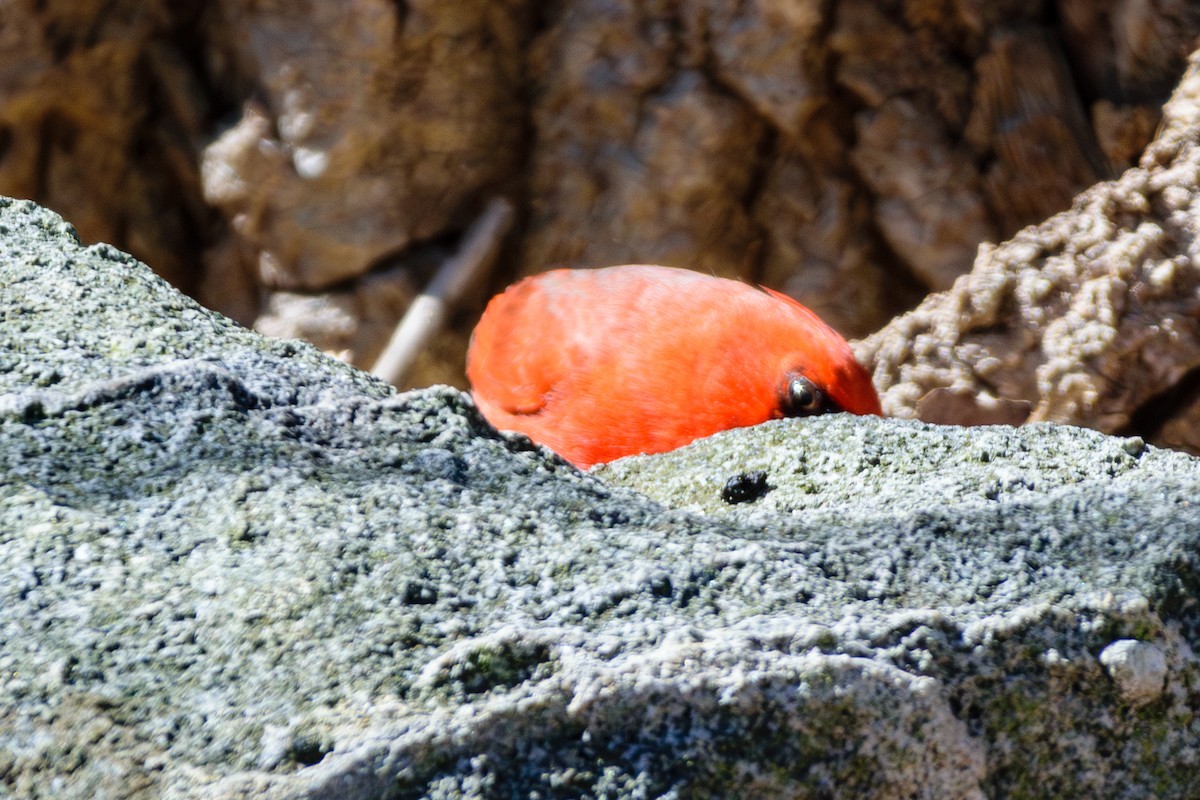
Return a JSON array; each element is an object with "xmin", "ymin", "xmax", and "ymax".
[
  {"xmin": 0, "ymin": 2, "xmax": 211, "ymax": 292},
  {"xmin": 851, "ymin": 97, "xmax": 996, "ymax": 291},
  {"xmin": 754, "ymin": 147, "xmax": 910, "ymax": 340},
  {"xmin": 965, "ymin": 29, "xmax": 1106, "ymax": 231},
  {"xmin": 201, "ymin": 0, "xmax": 530, "ymax": 291},
  {"xmin": 522, "ymin": 1, "xmax": 765, "ymax": 282},
  {"xmin": 859, "ymin": 50, "xmax": 1200, "ymax": 454}
]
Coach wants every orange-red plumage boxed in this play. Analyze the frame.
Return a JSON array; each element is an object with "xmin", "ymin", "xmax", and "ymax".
[{"xmin": 467, "ymin": 265, "xmax": 881, "ymax": 468}]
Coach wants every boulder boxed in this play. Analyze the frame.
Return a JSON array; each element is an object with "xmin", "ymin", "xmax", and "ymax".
[
  {"xmin": 861, "ymin": 48, "xmax": 1200, "ymax": 453},
  {"xmin": 2, "ymin": 197, "xmax": 1200, "ymax": 798}
]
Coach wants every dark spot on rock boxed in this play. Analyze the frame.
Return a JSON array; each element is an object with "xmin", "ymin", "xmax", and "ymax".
[
  {"xmin": 587, "ymin": 507, "xmax": 630, "ymax": 525},
  {"xmin": 649, "ymin": 574, "xmax": 673, "ymax": 598},
  {"xmin": 414, "ymin": 447, "xmax": 467, "ymax": 483},
  {"xmin": 20, "ymin": 400, "xmax": 46, "ymax": 424},
  {"xmin": 722, "ymin": 470, "xmax": 771, "ymax": 504},
  {"xmin": 269, "ymin": 408, "xmax": 303, "ymax": 428},
  {"xmin": 428, "ymin": 640, "xmax": 555, "ymax": 697},
  {"xmin": 401, "ymin": 579, "xmax": 438, "ymax": 605},
  {"xmin": 288, "ymin": 735, "xmax": 331, "ymax": 767}
]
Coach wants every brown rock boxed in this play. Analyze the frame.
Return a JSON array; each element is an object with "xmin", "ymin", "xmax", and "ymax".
[
  {"xmin": 859, "ymin": 49, "xmax": 1200, "ymax": 453},
  {"xmin": 690, "ymin": 0, "xmax": 827, "ymax": 135},
  {"xmin": 1055, "ymin": 0, "xmax": 1200, "ymax": 104},
  {"xmin": 201, "ymin": 0, "xmax": 531, "ymax": 292},
  {"xmin": 851, "ymin": 97, "xmax": 996, "ymax": 291},
  {"xmin": 522, "ymin": 0, "xmax": 766, "ymax": 282},
  {"xmin": 831, "ymin": 0, "xmax": 974, "ymax": 127},
  {"xmin": 251, "ymin": 243, "xmax": 477, "ymax": 389},
  {"xmin": 1112, "ymin": 0, "xmax": 1200, "ymax": 100},
  {"xmin": 754, "ymin": 147, "xmax": 911, "ymax": 340},
  {"xmin": 0, "ymin": 1, "xmax": 212, "ymax": 293},
  {"xmin": 1092, "ymin": 100, "xmax": 1161, "ymax": 173},
  {"xmin": 1154, "ymin": 388, "xmax": 1200, "ymax": 454},
  {"xmin": 965, "ymin": 29, "xmax": 1107, "ymax": 231}
]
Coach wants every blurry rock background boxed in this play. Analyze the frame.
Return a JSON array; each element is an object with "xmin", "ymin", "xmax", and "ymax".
[{"xmin": 1, "ymin": 0, "xmax": 1198, "ymax": 441}]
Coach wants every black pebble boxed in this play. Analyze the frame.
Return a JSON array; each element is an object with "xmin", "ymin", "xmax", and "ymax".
[{"xmin": 722, "ymin": 470, "xmax": 771, "ymax": 504}]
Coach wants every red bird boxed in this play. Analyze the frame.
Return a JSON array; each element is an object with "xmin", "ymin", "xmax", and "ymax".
[{"xmin": 467, "ymin": 265, "xmax": 881, "ymax": 468}]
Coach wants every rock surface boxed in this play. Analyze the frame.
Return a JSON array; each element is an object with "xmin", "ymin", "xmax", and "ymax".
[
  {"xmin": 861, "ymin": 48, "xmax": 1200, "ymax": 454},
  {"xmin": 4, "ymin": 200, "xmax": 1200, "ymax": 798}
]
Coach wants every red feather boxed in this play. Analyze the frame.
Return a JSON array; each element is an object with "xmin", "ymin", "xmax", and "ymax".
[{"xmin": 467, "ymin": 265, "xmax": 881, "ymax": 468}]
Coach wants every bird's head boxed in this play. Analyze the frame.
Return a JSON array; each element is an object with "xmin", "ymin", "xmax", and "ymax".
[{"xmin": 757, "ymin": 287, "xmax": 882, "ymax": 419}]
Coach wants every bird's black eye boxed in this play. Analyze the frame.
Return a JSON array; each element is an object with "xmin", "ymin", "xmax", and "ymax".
[{"xmin": 783, "ymin": 375, "xmax": 828, "ymax": 417}]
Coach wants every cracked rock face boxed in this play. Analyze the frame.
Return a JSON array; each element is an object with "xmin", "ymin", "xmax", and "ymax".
[{"xmin": 3, "ymin": 197, "xmax": 1200, "ymax": 798}]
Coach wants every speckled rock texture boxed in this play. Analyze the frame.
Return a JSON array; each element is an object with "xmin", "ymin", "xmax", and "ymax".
[
  {"xmin": 861, "ymin": 47, "xmax": 1200, "ymax": 455},
  {"xmin": 4, "ymin": 196, "xmax": 1200, "ymax": 799},
  {"xmin": 1, "ymin": 1, "xmax": 1197, "ymax": 379}
]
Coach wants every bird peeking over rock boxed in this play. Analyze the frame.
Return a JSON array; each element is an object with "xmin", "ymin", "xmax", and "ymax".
[{"xmin": 467, "ymin": 265, "xmax": 882, "ymax": 468}]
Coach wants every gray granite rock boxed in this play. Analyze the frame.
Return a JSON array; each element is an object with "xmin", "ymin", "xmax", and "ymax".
[{"xmin": 2, "ymin": 196, "xmax": 1200, "ymax": 798}]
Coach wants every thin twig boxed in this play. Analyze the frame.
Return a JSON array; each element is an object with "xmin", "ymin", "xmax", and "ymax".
[{"xmin": 370, "ymin": 197, "xmax": 515, "ymax": 387}]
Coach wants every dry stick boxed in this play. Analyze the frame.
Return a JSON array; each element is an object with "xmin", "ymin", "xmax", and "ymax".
[{"xmin": 370, "ymin": 197, "xmax": 515, "ymax": 387}]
